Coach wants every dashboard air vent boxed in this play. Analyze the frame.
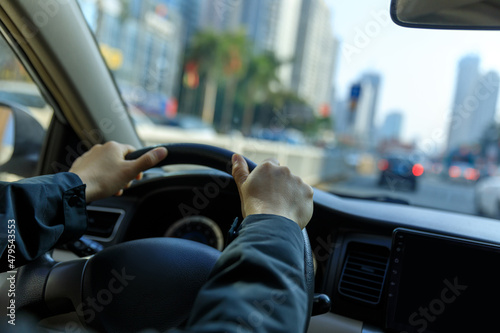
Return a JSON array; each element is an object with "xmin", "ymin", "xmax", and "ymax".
[
  {"xmin": 85, "ymin": 207, "xmax": 125, "ymax": 241},
  {"xmin": 338, "ymin": 242, "xmax": 389, "ymax": 304}
]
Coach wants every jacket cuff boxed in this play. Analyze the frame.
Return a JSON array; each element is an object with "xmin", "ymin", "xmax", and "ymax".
[
  {"xmin": 57, "ymin": 173, "xmax": 88, "ymax": 244},
  {"xmin": 242, "ymin": 214, "xmax": 300, "ymax": 229},
  {"xmin": 239, "ymin": 214, "xmax": 303, "ymax": 247}
]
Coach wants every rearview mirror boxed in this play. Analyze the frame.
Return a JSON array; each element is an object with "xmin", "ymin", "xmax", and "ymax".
[
  {"xmin": 0, "ymin": 103, "xmax": 45, "ymax": 178},
  {"xmin": 391, "ymin": 0, "xmax": 500, "ymax": 30}
]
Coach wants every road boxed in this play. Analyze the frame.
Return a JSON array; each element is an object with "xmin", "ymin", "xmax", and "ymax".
[{"xmin": 321, "ymin": 174, "xmax": 477, "ymax": 215}]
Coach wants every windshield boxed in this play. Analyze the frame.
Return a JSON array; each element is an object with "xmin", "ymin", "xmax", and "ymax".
[{"xmin": 77, "ymin": 0, "xmax": 500, "ymax": 218}]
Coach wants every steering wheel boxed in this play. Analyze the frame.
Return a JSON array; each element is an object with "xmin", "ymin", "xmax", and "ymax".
[
  {"xmin": 127, "ymin": 143, "xmax": 315, "ymax": 329},
  {"xmin": 7, "ymin": 143, "xmax": 315, "ymax": 332}
]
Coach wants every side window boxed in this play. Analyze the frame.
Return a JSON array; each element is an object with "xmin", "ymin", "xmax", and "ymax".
[{"xmin": 0, "ymin": 36, "xmax": 54, "ymax": 181}]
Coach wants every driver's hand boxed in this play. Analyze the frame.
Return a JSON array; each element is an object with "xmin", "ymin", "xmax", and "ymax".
[
  {"xmin": 232, "ymin": 154, "xmax": 313, "ymax": 229},
  {"xmin": 69, "ymin": 141, "xmax": 168, "ymax": 202}
]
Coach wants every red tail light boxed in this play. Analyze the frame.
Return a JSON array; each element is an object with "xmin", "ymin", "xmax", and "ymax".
[
  {"xmin": 464, "ymin": 168, "xmax": 480, "ymax": 181},
  {"xmin": 412, "ymin": 164, "xmax": 424, "ymax": 177},
  {"xmin": 449, "ymin": 166, "xmax": 461, "ymax": 178},
  {"xmin": 378, "ymin": 159, "xmax": 389, "ymax": 171}
]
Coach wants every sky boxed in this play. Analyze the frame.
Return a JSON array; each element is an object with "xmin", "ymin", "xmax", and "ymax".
[{"xmin": 324, "ymin": 0, "xmax": 500, "ymax": 153}]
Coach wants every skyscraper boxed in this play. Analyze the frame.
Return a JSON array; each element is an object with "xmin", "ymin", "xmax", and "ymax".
[
  {"xmin": 198, "ymin": 0, "xmax": 243, "ymax": 32},
  {"xmin": 120, "ymin": 0, "xmax": 184, "ymax": 99},
  {"xmin": 379, "ymin": 112, "xmax": 403, "ymax": 142},
  {"xmin": 196, "ymin": 0, "xmax": 338, "ymax": 109},
  {"xmin": 291, "ymin": 0, "xmax": 338, "ymax": 113},
  {"xmin": 78, "ymin": 0, "xmax": 185, "ymax": 106},
  {"xmin": 350, "ymin": 73, "xmax": 381, "ymax": 147},
  {"xmin": 239, "ymin": 0, "xmax": 302, "ymax": 89},
  {"xmin": 447, "ymin": 56, "xmax": 500, "ymax": 152},
  {"xmin": 333, "ymin": 97, "xmax": 349, "ymax": 136},
  {"xmin": 159, "ymin": 0, "xmax": 202, "ymax": 44}
]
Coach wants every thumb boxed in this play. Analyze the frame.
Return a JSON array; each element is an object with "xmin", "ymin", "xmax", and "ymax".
[
  {"xmin": 131, "ymin": 147, "xmax": 168, "ymax": 173},
  {"xmin": 232, "ymin": 154, "xmax": 249, "ymax": 189}
]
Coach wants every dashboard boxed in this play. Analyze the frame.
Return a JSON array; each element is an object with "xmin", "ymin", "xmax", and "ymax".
[{"xmin": 70, "ymin": 169, "xmax": 500, "ymax": 333}]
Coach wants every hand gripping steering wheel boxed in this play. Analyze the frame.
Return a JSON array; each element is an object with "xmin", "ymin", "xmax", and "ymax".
[
  {"xmin": 6, "ymin": 143, "xmax": 316, "ymax": 332},
  {"xmin": 126, "ymin": 143, "xmax": 315, "ymax": 331}
]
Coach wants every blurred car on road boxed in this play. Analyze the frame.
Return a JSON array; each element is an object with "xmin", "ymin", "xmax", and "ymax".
[
  {"xmin": 447, "ymin": 162, "xmax": 480, "ymax": 183},
  {"xmin": 377, "ymin": 156, "xmax": 424, "ymax": 191}
]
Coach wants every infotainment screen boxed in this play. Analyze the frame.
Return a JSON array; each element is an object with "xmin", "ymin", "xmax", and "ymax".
[{"xmin": 386, "ymin": 228, "xmax": 500, "ymax": 333}]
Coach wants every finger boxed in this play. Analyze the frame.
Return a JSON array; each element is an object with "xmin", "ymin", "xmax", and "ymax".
[
  {"xmin": 130, "ymin": 147, "xmax": 168, "ymax": 174},
  {"xmin": 262, "ymin": 157, "xmax": 280, "ymax": 166},
  {"xmin": 135, "ymin": 172, "xmax": 143, "ymax": 181},
  {"xmin": 115, "ymin": 189, "xmax": 124, "ymax": 197},
  {"xmin": 232, "ymin": 154, "xmax": 250, "ymax": 189},
  {"xmin": 122, "ymin": 144, "xmax": 138, "ymax": 156}
]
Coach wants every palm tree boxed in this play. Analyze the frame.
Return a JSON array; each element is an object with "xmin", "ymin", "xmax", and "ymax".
[
  {"xmin": 240, "ymin": 52, "xmax": 282, "ymax": 135},
  {"xmin": 218, "ymin": 30, "xmax": 249, "ymax": 133},
  {"xmin": 185, "ymin": 30, "xmax": 226, "ymax": 125},
  {"xmin": 186, "ymin": 30, "xmax": 250, "ymax": 129}
]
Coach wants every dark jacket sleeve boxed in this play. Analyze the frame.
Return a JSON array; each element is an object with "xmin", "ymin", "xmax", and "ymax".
[
  {"xmin": 171, "ymin": 214, "xmax": 308, "ymax": 333},
  {"xmin": 0, "ymin": 172, "xmax": 87, "ymax": 272}
]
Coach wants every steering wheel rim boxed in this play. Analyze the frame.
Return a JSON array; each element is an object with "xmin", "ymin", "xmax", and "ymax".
[
  {"xmin": 127, "ymin": 143, "xmax": 315, "ymax": 324},
  {"xmin": 126, "ymin": 143, "xmax": 259, "ymax": 171}
]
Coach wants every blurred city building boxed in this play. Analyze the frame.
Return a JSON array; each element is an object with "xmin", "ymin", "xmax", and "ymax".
[
  {"xmin": 205, "ymin": 0, "xmax": 339, "ymax": 114},
  {"xmin": 333, "ymin": 73, "xmax": 381, "ymax": 148},
  {"xmin": 291, "ymin": 0, "xmax": 339, "ymax": 114},
  {"xmin": 376, "ymin": 111, "xmax": 409, "ymax": 155},
  {"xmin": 78, "ymin": 0, "xmax": 185, "ymax": 117},
  {"xmin": 199, "ymin": 0, "xmax": 243, "ymax": 31},
  {"xmin": 378, "ymin": 112, "xmax": 403, "ymax": 142},
  {"xmin": 239, "ymin": 0, "xmax": 302, "ymax": 89},
  {"xmin": 346, "ymin": 73, "xmax": 381, "ymax": 149},
  {"xmin": 78, "ymin": 0, "xmax": 340, "ymax": 135},
  {"xmin": 447, "ymin": 55, "xmax": 500, "ymax": 153},
  {"xmin": 332, "ymin": 97, "xmax": 349, "ymax": 137},
  {"xmin": 160, "ymin": 0, "xmax": 202, "ymax": 45}
]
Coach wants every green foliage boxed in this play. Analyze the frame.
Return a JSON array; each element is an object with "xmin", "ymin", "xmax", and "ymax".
[
  {"xmin": 305, "ymin": 116, "xmax": 333, "ymax": 137},
  {"xmin": 183, "ymin": 30, "xmax": 309, "ymax": 134},
  {"xmin": 186, "ymin": 29, "xmax": 249, "ymax": 80}
]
